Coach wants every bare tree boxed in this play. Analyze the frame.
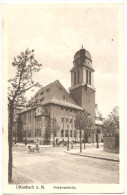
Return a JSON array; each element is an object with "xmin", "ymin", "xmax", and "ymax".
[
  {"xmin": 8, "ymin": 48, "xmax": 42, "ymax": 182},
  {"xmin": 50, "ymin": 116, "xmax": 59, "ymax": 147},
  {"xmin": 75, "ymin": 110, "xmax": 95, "ymax": 152}
]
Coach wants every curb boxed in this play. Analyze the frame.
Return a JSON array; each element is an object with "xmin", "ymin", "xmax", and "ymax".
[{"xmin": 65, "ymin": 151, "xmax": 119, "ymax": 162}]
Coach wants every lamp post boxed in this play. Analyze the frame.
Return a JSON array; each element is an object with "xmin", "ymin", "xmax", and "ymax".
[
  {"xmin": 80, "ymin": 128, "xmax": 82, "ymax": 153},
  {"xmin": 67, "ymin": 124, "xmax": 69, "ymax": 151},
  {"xmin": 96, "ymin": 128, "xmax": 99, "ymax": 148}
]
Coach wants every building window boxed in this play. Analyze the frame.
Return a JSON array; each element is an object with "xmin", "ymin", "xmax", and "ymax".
[
  {"xmin": 65, "ymin": 130, "xmax": 68, "ymax": 137},
  {"xmin": 74, "ymin": 71, "xmax": 76, "ymax": 85},
  {"xmin": 70, "ymin": 119, "xmax": 72, "ymax": 123},
  {"xmin": 86, "ymin": 69, "xmax": 88, "ymax": 84},
  {"xmin": 63, "ymin": 95, "xmax": 67, "ymax": 102},
  {"xmin": 35, "ymin": 129, "xmax": 41, "ymax": 137},
  {"xmin": 77, "ymin": 70, "xmax": 80, "ymax": 84},
  {"xmin": 24, "ymin": 114, "xmax": 26, "ymax": 124},
  {"xmin": 89, "ymin": 71, "xmax": 91, "ymax": 85},
  {"xmin": 35, "ymin": 129, "xmax": 37, "ymax": 137},
  {"xmin": 46, "ymin": 88, "xmax": 50, "ymax": 92},
  {"xmin": 61, "ymin": 106, "xmax": 63, "ymax": 110},
  {"xmin": 39, "ymin": 129, "xmax": 41, "ymax": 137},
  {"xmin": 66, "ymin": 107, "xmax": 68, "ymax": 111},
  {"xmin": 74, "ymin": 110, "xmax": 76, "ymax": 113},
  {"xmin": 54, "ymin": 131, "xmax": 57, "ymax": 137},
  {"xmin": 61, "ymin": 129, "xmax": 64, "ymax": 137},
  {"xmin": 70, "ymin": 109, "xmax": 72, "ymax": 112},
  {"xmin": 30, "ymin": 112, "xmax": 31, "ymax": 123},
  {"xmin": 74, "ymin": 120, "xmax": 76, "ymax": 127},
  {"xmin": 61, "ymin": 117, "xmax": 64, "ymax": 122},
  {"xmin": 74, "ymin": 130, "xmax": 76, "ymax": 137},
  {"xmin": 66, "ymin": 118, "xmax": 69, "ymax": 123},
  {"xmin": 40, "ymin": 91, "xmax": 44, "ymax": 95},
  {"xmin": 70, "ymin": 130, "xmax": 72, "ymax": 137},
  {"xmin": 28, "ymin": 130, "xmax": 32, "ymax": 137},
  {"xmin": 40, "ymin": 97, "xmax": 44, "ymax": 102}
]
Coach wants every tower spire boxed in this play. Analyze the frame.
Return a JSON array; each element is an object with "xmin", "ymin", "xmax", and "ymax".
[{"xmin": 81, "ymin": 44, "xmax": 83, "ymax": 49}]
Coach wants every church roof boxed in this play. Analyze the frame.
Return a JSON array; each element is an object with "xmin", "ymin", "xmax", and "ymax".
[
  {"xmin": 42, "ymin": 99, "xmax": 83, "ymax": 110},
  {"xmin": 19, "ymin": 80, "xmax": 82, "ymax": 114}
]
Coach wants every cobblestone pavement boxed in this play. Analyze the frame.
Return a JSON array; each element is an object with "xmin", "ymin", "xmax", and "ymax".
[{"xmin": 13, "ymin": 146, "xmax": 119, "ymax": 184}]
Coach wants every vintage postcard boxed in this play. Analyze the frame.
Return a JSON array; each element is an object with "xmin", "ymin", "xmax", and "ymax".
[{"xmin": 2, "ymin": 1, "xmax": 125, "ymax": 194}]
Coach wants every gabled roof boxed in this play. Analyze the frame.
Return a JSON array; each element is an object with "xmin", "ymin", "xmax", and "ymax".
[
  {"xmin": 31, "ymin": 80, "xmax": 77, "ymax": 105},
  {"xmin": 19, "ymin": 80, "xmax": 81, "ymax": 114}
]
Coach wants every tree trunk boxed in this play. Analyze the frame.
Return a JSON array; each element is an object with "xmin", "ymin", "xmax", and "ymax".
[
  {"xmin": 80, "ymin": 129, "xmax": 82, "ymax": 153},
  {"xmin": 75, "ymin": 133, "xmax": 76, "ymax": 146},
  {"xmin": 96, "ymin": 133, "xmax": 99, "ymax": 148},
  {"xmin": 8, "ymin": 104, "xmax": 14, "ymax": 182},
  {"xmin": 84, "ymin": 130, "xmax": 86, "ymax": 149},
  {"xmin": 53, "ymin": 130, "xmax": 55, "ymax": 147}
]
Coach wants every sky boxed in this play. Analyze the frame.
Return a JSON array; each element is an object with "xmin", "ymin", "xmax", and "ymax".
[{"xmin": 4, "ymin": 3, "xmax": 124, "ymax": 117}]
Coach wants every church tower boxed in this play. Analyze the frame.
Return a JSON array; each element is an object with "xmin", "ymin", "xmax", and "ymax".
[{"xmin": 69, "ymin": 46, "xmax": 96, "ymax": 121}]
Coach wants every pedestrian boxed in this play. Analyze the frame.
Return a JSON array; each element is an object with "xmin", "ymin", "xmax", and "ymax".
[{"xmin": 25, "ymin": 137, "xmax": 28, "ymax": 145}]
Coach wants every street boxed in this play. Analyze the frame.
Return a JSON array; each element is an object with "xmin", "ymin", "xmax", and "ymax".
[{"xmin": 12, "ymin": 145, "xmax": 119, "ymax": 184}]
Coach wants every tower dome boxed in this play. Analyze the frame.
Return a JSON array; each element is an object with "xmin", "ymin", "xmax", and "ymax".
[
  {"xmin": 74, "ymin": 47, "xmax": 92, "ymax": 61},
  {"xmin": 73, "ymin": 46, "xmax": 93, "ymax": 69}
]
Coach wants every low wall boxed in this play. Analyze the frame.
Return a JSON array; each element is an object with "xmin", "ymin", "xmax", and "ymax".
[{"xmin": 103, "ymin": 136, "xmax": 119, "ymax": 153}]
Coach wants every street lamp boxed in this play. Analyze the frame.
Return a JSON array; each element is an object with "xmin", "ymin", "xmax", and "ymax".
[{"xmin": 96, "ymin": 128, "xmax": 99, "ymax": 148}]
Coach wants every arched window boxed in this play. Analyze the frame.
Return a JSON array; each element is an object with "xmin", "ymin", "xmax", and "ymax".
[
  {"xmin": 77, "ymin": 70, "xmax": 80, "ymax": 84},
  {"xmin": 89, "ymin": 71, "xmax": 91, "ymax": 85},
  {"xmin": 74, "ymin": 71, "xmax": 76, "ymax": 85},
  {"xmin": 86, "ymin": 70, "xmax": 88, "ymax": 84}
]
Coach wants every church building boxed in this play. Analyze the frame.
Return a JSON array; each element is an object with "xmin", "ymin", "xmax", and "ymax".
[{"xmin": 14, "ymin": 47, "xmax": 102, "ymax": 144}]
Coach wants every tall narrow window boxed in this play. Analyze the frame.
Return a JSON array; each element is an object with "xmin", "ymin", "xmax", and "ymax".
[
  {"xmin": 89, "ymin": 71, "xmax": 91, "ymax": 85},
  {"xmin": 74, "ymin": 71, "xmax": 76, "ymax": 85},
  {"xmin": 77, "ymin": 70, "xmax": 80, "ymax": 84},
  {"xmin": 86, "ymin": 70, "xmax": 88, "ymax": 84},
  {"xmin": 70, "ymin": 130, "xmax": 72, "ymax": 137},
  {"xmin": 65, "ymin": 130, "xmax": 68, "ymax": 137},
  {"xmin": 61, "ymin": 129, "xmax": 64, "ymax": 137}
]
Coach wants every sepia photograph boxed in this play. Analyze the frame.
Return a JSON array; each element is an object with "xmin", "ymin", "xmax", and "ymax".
[{"xmin": 2, "ymin": 1, "xmax": 125, "ymax": 194}]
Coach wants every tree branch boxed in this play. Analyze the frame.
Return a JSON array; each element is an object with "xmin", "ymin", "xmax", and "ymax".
[{"xmin": 17, "ymin": 83, "xmax": 36, "ymax": 96}]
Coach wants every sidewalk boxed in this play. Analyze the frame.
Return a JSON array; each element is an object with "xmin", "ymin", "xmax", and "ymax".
[{"xmin": 65, "ymin": 147, "xmax": 119, "ymax": 162}]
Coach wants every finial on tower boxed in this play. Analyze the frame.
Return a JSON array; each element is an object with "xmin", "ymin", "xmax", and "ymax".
[{"xmin": 81, "ymin": 44, "xmax": 83, "ymax": 49}]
